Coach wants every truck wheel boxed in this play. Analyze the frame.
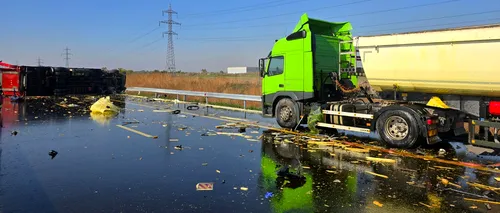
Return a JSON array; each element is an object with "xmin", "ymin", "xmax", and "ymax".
[
  {"xmin": 376, "ymin": 109, "xmax": 421, "ymax": 148},
  {"xmin": 275, "ymin": 98, "xmax": 299, "ymax": 129}
]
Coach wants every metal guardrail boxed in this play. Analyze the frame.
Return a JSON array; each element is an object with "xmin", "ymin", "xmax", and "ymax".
[{"xmin": 126, "ymin": 87, "xmax": 261, "ymax": 110}]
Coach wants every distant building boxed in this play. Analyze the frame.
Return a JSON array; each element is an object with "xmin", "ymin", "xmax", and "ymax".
[{"xmin": 226, "ymin": 66, "xmax": 259, "ymax": 74}]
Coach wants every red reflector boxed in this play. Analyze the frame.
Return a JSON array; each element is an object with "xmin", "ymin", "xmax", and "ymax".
[
  {"xmin": 489, "ymin": 101, "xmax": 500, "ymax": 116},
  {"xmin": 426, "ymin": 119, "xmax": 432, "ymax": 125}
]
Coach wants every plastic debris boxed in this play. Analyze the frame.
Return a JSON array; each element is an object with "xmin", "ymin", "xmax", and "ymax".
[
  {"xmin": 174, "ymin": 145, "xmax": 183, "ymax": 150},
  {"xmin": 365, "ymin": 171, "xmax": 388, "ymax": 179},
  {"xmin": 373, "ymin": 201, "xmax": 383, "ymax": 207},
  {"xmin": 48, "ymin": 150, "xmax": 58, "ymax": 159},
  {"xmin": 265, "ymin": 192, "xmax": 274, "ymax": 199},
  {"xmin": 366, "ymin": 156, "xmax": 396, "ymax": 164},
  {"xmin": 169, "ymin": 139, "xmax": 179, "ymax": 142},
  {"xmin": 196, "ymin": 182, "xmax": 214, "ymax": 191},
  {"xmin": 333, "ymin": 179, "xmax": 341, "ymax": 183},
  {"xmin": 11, "ymin": 131, "xmax": 18, "ymax": 136},
  {"xmin": 202, "ymin": 163, "xmax": 208, "ymax": 166},
  {"xmin": 172, "ymin": 110, "xmax": 181, "ymax": 114},
  {"xmin": 90, "ymin": 96, "xmax": 120, "ymax": 114},
  {"xmin": 187, "ymin": 105, "xmax": 200, "ymax": 110},
  {"xmin": 216, "ymin": 170, "xmax": 221, "ymax": 173},
  {"xmin": 240, "ymin": 187, "xmax": 248, "ymax": 191}
]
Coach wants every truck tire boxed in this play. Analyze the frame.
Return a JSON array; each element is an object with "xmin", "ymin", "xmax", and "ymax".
[
  {"xmin": 376, "ymin": 109, "xmax": 421, "ymax": 148},
  {"xmin": 275, "ymin": 98, "xmax": 299, "ymax": 129}
]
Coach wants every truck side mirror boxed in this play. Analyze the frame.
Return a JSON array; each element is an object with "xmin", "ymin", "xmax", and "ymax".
[{"xmin": 259, "ymin": 58, "xmax": 265, "ymax": 77}]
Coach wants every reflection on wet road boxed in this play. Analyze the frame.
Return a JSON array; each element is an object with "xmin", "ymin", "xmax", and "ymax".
[{"xmin": 0, "ymin": 96, "xmax": 499, "ymax": 213}]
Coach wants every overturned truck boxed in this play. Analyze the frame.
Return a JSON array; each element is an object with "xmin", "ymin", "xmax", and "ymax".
[{"xmin": 1, "ymin": 63, "xmax": 126, "ymax": 97}]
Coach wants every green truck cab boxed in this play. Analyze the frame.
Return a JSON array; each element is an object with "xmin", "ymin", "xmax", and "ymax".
[{"xmin": 259, "ymin": 13, "xmax": 358, "ymax": 129}]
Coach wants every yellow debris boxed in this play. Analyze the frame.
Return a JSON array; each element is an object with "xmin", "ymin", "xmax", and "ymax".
[
  {"xmin": 373, "ymin": 201, "xmax": 383, "ymax": 207},
  {"xmin": 365, "ymin": 171, "xmax": 388, "ymax": 179},
  {"xmin": 366, "ymin": 156, "xmax": 396, "ymax": 164},
  {"xmin": 90, "ymin": 96, "xmax": 120, "ymax": 114}
]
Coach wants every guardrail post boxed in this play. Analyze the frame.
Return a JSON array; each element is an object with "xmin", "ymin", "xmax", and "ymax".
[{"xmin": 244, "ymin": 100, "xmax": 247, "ymax": 119}]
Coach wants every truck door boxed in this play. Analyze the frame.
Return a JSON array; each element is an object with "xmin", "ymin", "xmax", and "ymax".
[{"xmin": 262, "ymin": 56, "xmax": 285, "ymax": 113}]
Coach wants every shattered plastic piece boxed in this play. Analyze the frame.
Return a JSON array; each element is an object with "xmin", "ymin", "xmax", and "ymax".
[
  {"xmin": 138, "ymin": 109, "xmax": 144, "ymax": 112},
  {"xmin": 174, "ymin": 145, "xmax": 183, "ymax": 150},
  {"xmin": 199, "ymin": 148, "xmax": 204, "ymax": 150},
  {"xmin": 202, "ymin": 163, "xmax": 208, "ymax": 166},
  {"xmin": 11, "ymin": 131, "xmax": 18, "ymax": 136},
  {"xmin": 196, "ymin": 182, "xmax": 214, "ymax": 191},
  {"xmin": 172, "ymin": 110, "xmax": 181, "ymax": 114},
  {"xmin": 333, "ymin": 179, "xmax": 341, "ymax": 183},
  {"xmin": 90, "ymin": 96, "xmax": 120, "ymax": 114},
  {"xmin": 366, "ymin": 156, "xmax": 396, "ymax": 164},
  {"xmin": 251, "ymin": 131, "xmax": 259, "ymax": 134},
  {"xmin": 265, "ymin": 192, "xmax": 274, "ymax": 199},
  {"xmin": 373, "ymin": 201, "xmax": 383, "ymax": 207},
  {"xmin": 216, "ymin": 170, "xmax": 221, "ymax": 173},
  {"xmin": 240, "ymin": 187, "xmax": 248, "ymax": 191},
  {"xmin": 48, "ymin": 150, "xmax": 58, "ymax": 159},
  {"xmin": 169, "ymin": 139, "xmax": 179, "ymax": 142},
  {"xmin": 365, "ymin": 171, "xmax": 388, "ymax": 179}
]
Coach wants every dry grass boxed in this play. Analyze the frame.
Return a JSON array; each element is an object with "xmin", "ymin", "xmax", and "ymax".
[{"xmin": 126, "ymin": 72, "xmax": 262, "ymax": 108}]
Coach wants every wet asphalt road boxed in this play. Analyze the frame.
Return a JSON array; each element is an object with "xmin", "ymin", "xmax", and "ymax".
[{"xmin": 1, "ymin": 96, "xmax": 500, "ymax": 213}]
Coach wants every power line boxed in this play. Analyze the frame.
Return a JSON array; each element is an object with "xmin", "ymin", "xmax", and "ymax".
[
  {"xmin": 181, "ymin": 0, "xmax": 460, "ymax": 30},
  {"xmin": 324, "ymin": 0, "xmax": 460, "ymax": 19},
  {"xmin": 129, "ymin": 26, "xmax": 161, "ymax": 43},
  {"xmin": 358, "ymin": 9, "xmax": 500, "ymax": 28},
  {"xmin": 160, "ymin": 3, "xmax": 181, "ymax": 72},
  {"xmin": 36, "ymin": 57, "xmax": 43, "ymax": 66},
  {"xmin": 182, "ymin": 0, "xmax": 373, "ymax": 27},
  {"xmin": 182, "ymin": 0, "xmax": 305, "ymax": 18},
  {"xmin": 357, "ymin": 17, "xmax": 500, "ymax": 35},
  {"xmin": 61, "ymin": 47, "xmax": 72, "ymax": 68}
]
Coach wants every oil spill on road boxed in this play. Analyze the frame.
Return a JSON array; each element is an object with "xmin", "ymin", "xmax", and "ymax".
[{"xmin": 0, "ymin": 96, "xmax": 499, "ymax": 213}]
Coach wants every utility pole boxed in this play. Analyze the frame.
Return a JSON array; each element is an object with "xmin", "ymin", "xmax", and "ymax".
[
  {"xmin": 159, "ymin": 4, "xmax": 180, "ymax": 72},
  {"xmin": 37, "ymin": 57, "xmax": 43, "ymax": 66},
  {"xmin": 61, "ymin": 47, "xmax": 72, "ymax": 67}
]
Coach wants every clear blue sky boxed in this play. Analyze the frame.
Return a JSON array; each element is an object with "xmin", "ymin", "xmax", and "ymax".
[{"xmin": 1, "ymin": 0, "xmax": 499, "ymax": 72}]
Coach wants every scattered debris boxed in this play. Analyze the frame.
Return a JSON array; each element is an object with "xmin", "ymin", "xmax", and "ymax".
[
  {"xmin": 199, "ymin": 148, "xmax": 204, "ymax": 151},
  {"xmin": 216, "ymin": 170, "xmax": 221, "ymax": 173},
  {"xmin": 438, "ymin": 148, "xmax": 446, "ymax": 156},
  {"xmin": 172, "ymin": 110, "xmax": 181, "ymax": 114},
  {"xmin": 48, "ymin": 150, "xmax": 58, "ymax": 159},
  {"xmin": 265, "ymin": 192, "xmax": 274, "ymax": 199},
  {"xmin": 373, "ymin": 201, "xmax": 383, "ymax": 207},
  {"xmin": 11, "ymin": 131, "xmax": 18, "ymax": 136},
  {"xmin": 187, "ymin": 105, "xmax": 200, "ymax": 110},
  {"xmin": 196, "ymin": 182, "xmax": 214, "ymax": 191},
  {"xmin": 366, "ymin": 156, "xmax": 396, "ymax": 164},
  {"xmin": 153, "ymin": 109, "xmax": 173, "ymax": 113},
  {"xmin": 333, "ymin": 179, "xmax": 341, "ymax": 183},
  {"xmin": 441, "ymin": 178, "xmax": 461, "ymax": 188},
  {"xmin": 137, "ymin": 109, "xmax": 144, "ymax": 112},
  {"xmin": 419, "ymin": 202, "xmax": 433, "ymax": 208},
  {"xmin": 240, "ymin": 187, "xmax": 248, "ymax": 191},
  {"xmin": 174, "ymin": 145, "xmax": 183, "ymax": 150},
  {"xmin": 365, "ymin": 171, "xmax": 388, "ymax": 179},
  {"xmin": 464, "ymin": 198, "xmax": 500, "ymax": 205},
  {"xmin": 169, "ymin": 139, "xmax": 179, "ymax": 142},
  {"xmin": 202, "ymin": 163, "xmax": 208, "ymax": 166}
]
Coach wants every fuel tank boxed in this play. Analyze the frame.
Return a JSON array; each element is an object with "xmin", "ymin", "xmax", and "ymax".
[{"xmin": 355, "ymin": 24, "xmax": 500, "ymax": 98}]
